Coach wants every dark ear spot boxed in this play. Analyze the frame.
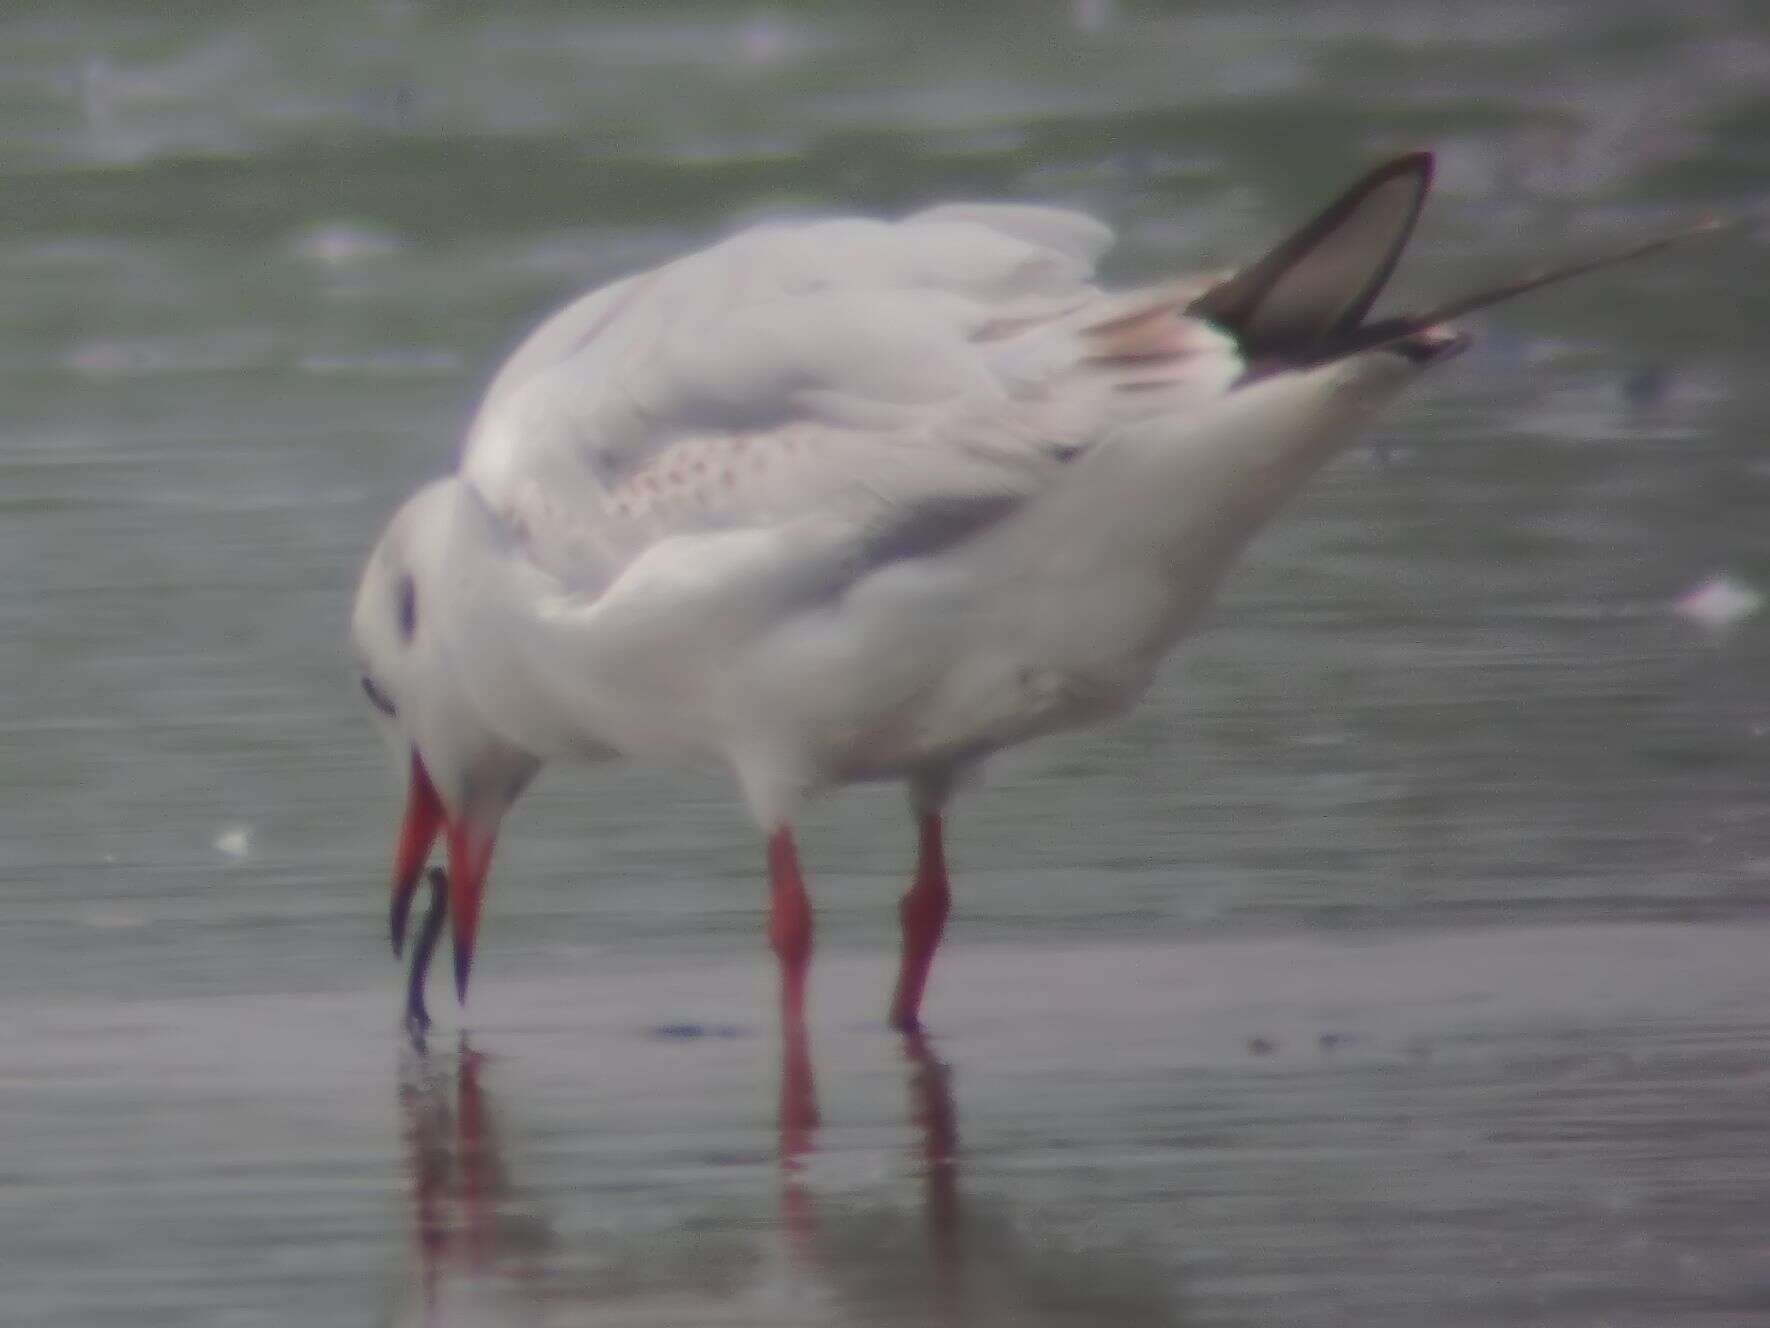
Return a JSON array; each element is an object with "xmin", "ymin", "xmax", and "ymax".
[{"xmin": 397, "ymin": 575, "xmax": 417, "ymax": 644}]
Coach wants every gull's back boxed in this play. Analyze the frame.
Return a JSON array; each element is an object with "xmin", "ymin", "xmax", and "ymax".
[
  {"xmin": 426, "ymin": 155, "xmax": 1679, "ymax": 816},
  {"xmin": 454, "ymin": 205, "xmax": 1245, "ymax": 601}
]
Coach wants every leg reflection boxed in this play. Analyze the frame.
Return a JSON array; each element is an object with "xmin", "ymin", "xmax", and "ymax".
[
  {"xmin": 777, "ymin": 1008, "xmax": 821, "ymax": 1254},
  {"xmin": 774, "ymin": 1020, "xmax": 968, "ymax": 1302},
  {"xmin": 904, "ymin": 1030, "xmax": 963, "ymax": 1308},
  {"xmin": 392, "ymin": 1028, "xmax": 1174, "ymax": 1323}
]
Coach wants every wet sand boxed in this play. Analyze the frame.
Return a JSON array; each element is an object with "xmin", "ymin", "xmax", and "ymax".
[{"xmin": 10, "ymin": 922, "xmax": 1769, "ymax": 1326}]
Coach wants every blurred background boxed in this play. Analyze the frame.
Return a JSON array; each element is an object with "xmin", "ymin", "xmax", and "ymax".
[{"xmin": 4, "ymin": 2, "xmax": 1769, "ymax": 1324}]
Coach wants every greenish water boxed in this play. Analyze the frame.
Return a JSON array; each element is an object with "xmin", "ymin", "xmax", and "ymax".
[{"xmin": 5, "ymin": 3, "xmax": 1770, "ymax": 1324}]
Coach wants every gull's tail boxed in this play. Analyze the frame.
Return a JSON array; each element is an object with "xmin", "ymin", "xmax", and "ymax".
[
  {"xmin": 1188, "ymin": 150, "xmax": 1726, "ymax": 378},
  {"xmin": 965, "ymin": 152, "xmax": 1722, "ymax": 687}
]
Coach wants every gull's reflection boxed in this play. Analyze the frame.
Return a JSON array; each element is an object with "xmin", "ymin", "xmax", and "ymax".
[
  {"xmin": 397, "ymin": 1024, "xmax": 1178, "ymax": 1325},
  {"xmin": 774, "ymin": 1017, "xmax": 959, "ymax": 1255}
]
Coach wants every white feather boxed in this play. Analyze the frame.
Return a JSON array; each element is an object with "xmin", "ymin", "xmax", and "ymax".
[{"xmin": 397, "ymin": 207, "xmax": 1428, "ymax": 824}]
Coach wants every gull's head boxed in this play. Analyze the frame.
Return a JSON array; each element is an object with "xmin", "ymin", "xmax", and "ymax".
[{"xmin": 351, "ymin": 477, "xmax": 537, "ymax": 1002}]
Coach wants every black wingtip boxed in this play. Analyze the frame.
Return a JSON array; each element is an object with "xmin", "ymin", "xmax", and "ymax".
[
  {"xmin": 1189, "ymin": 151, "xmax": 1435, "ymax": 359},
  {"xmin": 1219, "ymin": 165, "xmax": 1728, "ymax": 381}
]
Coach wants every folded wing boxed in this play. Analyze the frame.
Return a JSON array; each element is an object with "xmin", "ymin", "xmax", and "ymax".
[
  {"xmin": 456, "ymin": 206, "xmax": 1245, "ymax": 599},
  {"xmin": 459, "ymin": 153, "xmax": 1576, "ymax": 604}
]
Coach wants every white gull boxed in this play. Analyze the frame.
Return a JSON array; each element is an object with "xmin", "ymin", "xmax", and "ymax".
[{"xmin": 349, "ymin": 152, "xmax": 1704, "ymax": 1035}]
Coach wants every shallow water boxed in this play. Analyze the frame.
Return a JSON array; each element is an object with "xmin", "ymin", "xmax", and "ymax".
[
  {"xmin": 5, "ymin": 3, "xmax": 1770, "ymax": 1324},
  {"xmin": 13, "ymin": 928, "xmax": 1770, "ymax": 1326}
]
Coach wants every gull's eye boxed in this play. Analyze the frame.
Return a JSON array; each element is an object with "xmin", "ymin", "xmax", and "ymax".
[{"xmin": 361, "ymin": 675, "xmax": 398, "ymax": 718}]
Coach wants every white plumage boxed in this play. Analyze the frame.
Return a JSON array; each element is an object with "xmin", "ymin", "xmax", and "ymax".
[
  {"xmin": 425, "ymin": 205, "xmax": 1337, "ymax": 816},
  {"xmin": 350, "ymin": 153, "xmax": 1691, "ymax": 1034}
]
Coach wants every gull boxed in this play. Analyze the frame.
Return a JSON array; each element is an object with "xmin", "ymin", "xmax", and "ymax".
[{"xmin": 350, "ymin": 152, "xmax": 1704, "ymax": 1036}]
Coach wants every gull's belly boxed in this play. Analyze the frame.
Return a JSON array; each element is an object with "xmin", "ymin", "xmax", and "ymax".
[{"xmin": 730, "ymin": 556, "xmax": 1188, "ymax": 786}]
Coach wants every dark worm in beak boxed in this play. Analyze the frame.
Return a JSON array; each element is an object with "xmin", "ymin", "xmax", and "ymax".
[{"xmin": 405, "ymin": 865, "xmax": 450, "ymax": 1043}]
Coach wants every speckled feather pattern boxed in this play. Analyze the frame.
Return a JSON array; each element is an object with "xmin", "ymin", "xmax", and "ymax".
[{"xmin": 459, "ymin": 208, "xmax": 1241, "ymax": 596}]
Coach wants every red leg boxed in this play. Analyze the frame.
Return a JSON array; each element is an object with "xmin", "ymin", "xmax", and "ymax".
[
  {"xmin": 889, "ymin": 812, "xmax": 951, "ymax": 1033},
  {"xmin": 767, "ymin": 827, "xmax": 814, "ymax": 1028}
]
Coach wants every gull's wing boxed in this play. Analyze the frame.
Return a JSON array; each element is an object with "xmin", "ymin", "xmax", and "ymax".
[
  {"xmin": 456, "ymin": 206, "xmax": 1243, "ymax": 598},
  {"xmin": 459, "ymin": 151, "xmax": 1648, "ymax": 606}
]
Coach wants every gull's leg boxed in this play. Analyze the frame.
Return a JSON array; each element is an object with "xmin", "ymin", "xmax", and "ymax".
[
  {"xmin": 767, "ymin": 827, "xmax": 814, "ymax": 1029},
  {"xmin": 889, "ymin": 811, "xmax": 951, "ymax": 1033}
]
